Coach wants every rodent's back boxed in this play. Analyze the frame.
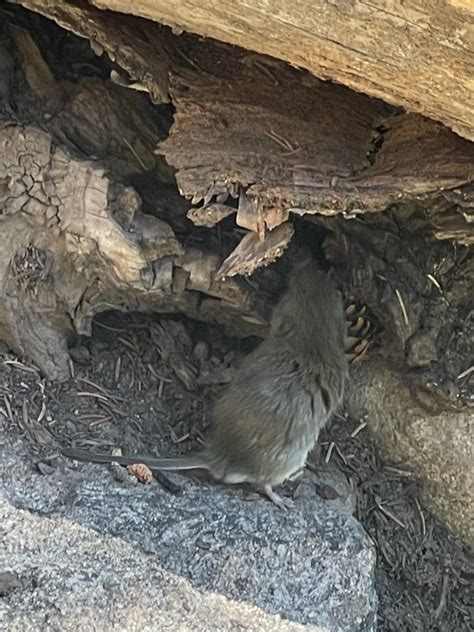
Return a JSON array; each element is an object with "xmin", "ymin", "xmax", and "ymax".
[
  {"xmin": 271, "ymin": 264, "xmax": 347, "ymax": 364},
  {"xmin": 207, "ymin": 262, "xmax": 348, "ymax": 484}
]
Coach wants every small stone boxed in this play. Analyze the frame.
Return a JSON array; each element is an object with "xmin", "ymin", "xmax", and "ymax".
[
  {"xmin": 314, "ymin": 482, "xmax": 341, "ymax": 500},
  {"xmin": 69, "ymin": 346, "xmax": 91, "ymax": 365},
  {"xmin": 0, "ymin": 571, "xmax": 21, "ymax": 596},
  {"xmin": 36, "ymin": 462, "xmax": 55, "ymax": 476},
  {"xmin": 193, "ymin": 340, "xmax": 209, "ymax": 364}
]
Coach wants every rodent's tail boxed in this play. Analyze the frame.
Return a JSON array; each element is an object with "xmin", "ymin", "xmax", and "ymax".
[
  {"xmin": 137, "ymin": 455, "xmax": 211, "ymax": 471},
  {"xmin": 62, "ymin": 448, "xmax": 211, "ymax": 471}
]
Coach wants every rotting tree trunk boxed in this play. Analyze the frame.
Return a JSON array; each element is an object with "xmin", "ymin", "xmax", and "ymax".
[
  {"xmin": 0, "ymin": 117, "xmax": 266, "ymax": 380},
  {"xmin": 13, "ymin": 0, "xmax": 474, "ymax": 142},
  {"xmin": 0, "ymin": 17, "xmax": 269, "ymax": 379},
  {"xmin": 0, "ymin": 5, "xmax": 472, "ymax": 541}
]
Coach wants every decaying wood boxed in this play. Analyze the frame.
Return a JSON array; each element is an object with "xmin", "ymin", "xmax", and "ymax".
[
  {"xmin": 9, "ymin": 1, "xmax": 473, "ymax": 244},
  {"xmin": 0, "ymin": 119, "xmax": 267, "ymax": 380},
  {"xmin": 187, "ymin": 203, "xmax": 236, "ymax": 228},
  {"xmin": 158, "ymin": 35, "xmax": 474, "ymax": 243},
  {"xmin": 217, "ymin": 223, "xmax": 294, "ymax": 279},
  {"xmin": 431, "ymin": 208, "xmax": 474, "ymax": 247},
  {"xmin": 18, "ymin": 0, "xmax": 474, "ymax": 142},
  {"xmin": 0, "ymin": 6, "xmax": 472, "ymax": 396},
  {"xmin": 9, "ymin": 0, "xmax": 171, "ymax": 105},
  {"xmin": 0, "ymin": 18, "xmax": 268, "ymax": 379}
]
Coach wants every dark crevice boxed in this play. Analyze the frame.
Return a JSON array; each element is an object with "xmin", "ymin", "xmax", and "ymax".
[{"xmin": 366, "ymin": 123, "xmax": 390, "ymax": 166}]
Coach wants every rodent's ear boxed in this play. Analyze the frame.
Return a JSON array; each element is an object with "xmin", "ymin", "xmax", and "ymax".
[
  {"xmin": 270, "ymin": 312, "xmax": 294, "ymax": 338},
  {"xmin": 285, "ymin": 242, "xmax": 313, "ymax": 269},
  {"xmin": 290, "ymin": 252, "xmax": 314, "ymax": 273}
]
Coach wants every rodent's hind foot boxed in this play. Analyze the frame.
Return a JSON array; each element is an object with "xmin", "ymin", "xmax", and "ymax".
[{"xmin": 259, "ymin": 484, "xmax": 294, "ymax": 510}]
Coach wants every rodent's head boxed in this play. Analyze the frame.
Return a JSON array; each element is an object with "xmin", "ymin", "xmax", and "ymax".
[{"xmin": 270, "ymin": 262, "xmax": 347, "ymax": 355}]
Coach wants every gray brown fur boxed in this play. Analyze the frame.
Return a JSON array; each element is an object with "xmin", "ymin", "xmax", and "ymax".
[{"xmin": 64, "ymin": 263, "xmax": 348, "ymax": 508}]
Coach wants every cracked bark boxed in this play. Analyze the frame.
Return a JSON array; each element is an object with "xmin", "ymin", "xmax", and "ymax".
[{"xmin": 13, "ymin": 0, "xmax": 474, "ymax": 140}]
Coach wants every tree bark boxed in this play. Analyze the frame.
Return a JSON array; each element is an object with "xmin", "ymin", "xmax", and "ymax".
[{"xmin": 14, "ymin": 0, "xmax": 474, "ymax": 141}]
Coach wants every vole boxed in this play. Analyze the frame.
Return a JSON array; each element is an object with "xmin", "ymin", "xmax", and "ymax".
[{"xmin": 63, "ymin": 261, "xmax": 348, "ymax": 508}]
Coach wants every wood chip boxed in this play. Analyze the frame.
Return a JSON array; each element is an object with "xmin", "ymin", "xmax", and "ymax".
[
  {"xmin": 217, "ymin": 222, "xmax": 294, "ymax": 278},
  {"xmin": 187, "ymin": 203, "xmax": 236, "ymax": 227}
]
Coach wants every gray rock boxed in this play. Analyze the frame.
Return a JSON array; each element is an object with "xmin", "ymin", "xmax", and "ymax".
[
  {"xmin": 0, "ymin": 441, "xmax": 377, "ymax": 631},
  {"xmin": 347, "ymin": 360, "xmax": 474, "ymax": 543}
]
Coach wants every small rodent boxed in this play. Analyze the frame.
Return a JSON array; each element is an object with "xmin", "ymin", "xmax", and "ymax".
[{"xmin": 63, "ymin": 261, "xmax": 348, "ymax": 508}]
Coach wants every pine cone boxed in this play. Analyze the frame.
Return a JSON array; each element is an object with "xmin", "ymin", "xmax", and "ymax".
[
  {"xmin": 344, "ymin": 302, "xmax": 375, "ymax": 363},
  {"xmin": 127, "ymin": 463, "xmax": 154, "ymax": 485}
]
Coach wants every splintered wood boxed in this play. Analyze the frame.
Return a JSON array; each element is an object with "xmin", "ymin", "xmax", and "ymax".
[
  {"xmin": 217, "ymin": 223, "xmax": 294, "ymax": 279},
  {"xmin": 187, "ymin": 203, "xmax": 236, "ymax": 228}
]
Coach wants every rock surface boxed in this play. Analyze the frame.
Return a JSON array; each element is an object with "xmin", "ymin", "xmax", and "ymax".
[
  {"xmin": 347, "ymin": 361, "xmax": 474, "ymax": 543},
  {"xmin": 0, "ymin": 439, "xmax": 377, "ymax": 632}
]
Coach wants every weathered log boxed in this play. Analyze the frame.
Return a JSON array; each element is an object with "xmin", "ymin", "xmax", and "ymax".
[
  {"xmin": 1, "ymin": 5, "xmax": 472, "ymax": 393},
  {"xmin": 8, "ymin": 0, "xmax": 172, "ymax": 104},
  {"xmin": 157, "ymin": 34, "xmax": 474, "ymax": 245},
  {"xmin": 9, "ymin": 1, "xmax": 473, "ymax": 243},
  {"xmin": 0, "ymin": 24, "xmax": 267, "ymax": 379},
  {"xmin": 155, "ymin": 25, "xmax": 473, "ymax": 415},
  {"xmin": 0, "ymin": 120, "xmax": 267, "ymax": 380},
  {"xmin": 0, "ymin": 14, "xmax": 267, "ymax": 379},
  {"xmin": 15, "ymin": 0, "xmax": 474, "ymax": 141}
]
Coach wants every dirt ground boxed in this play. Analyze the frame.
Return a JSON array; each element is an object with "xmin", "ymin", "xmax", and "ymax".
[{"xmin": 0, "ymin": 312, "xmax": 472, "ymax": 631}]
